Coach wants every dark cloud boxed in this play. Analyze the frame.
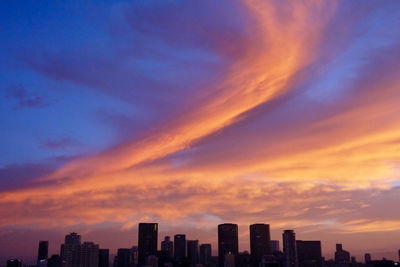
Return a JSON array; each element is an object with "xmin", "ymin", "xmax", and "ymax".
[{"xmin": 4, "ymin": 84, "xmax": 49, "ymax": 109}]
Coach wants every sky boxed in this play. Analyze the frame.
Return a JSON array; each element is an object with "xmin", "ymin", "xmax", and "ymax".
[{"xmin": 1, "ymin": 0, "xmax": 400, "ymax": 263}]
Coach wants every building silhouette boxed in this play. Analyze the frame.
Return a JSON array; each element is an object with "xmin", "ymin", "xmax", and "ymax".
[
  {"xmin": 296, "ymin": 240, "xmax": 322, "ymax": 267},
  {"xmin": 174, "ymin": 234, "xmax": 187, "ymax": 260},
  {"xmin": 200, "ymin": 244, "xmax": 212, "ymax": 266},
  {"xmin": 37, "ymin": 241, "xmax": 49, "ymax": 265},
  {"xmin": 61, "ymin": 233, "xmax": 82, "ymax": 267},
  {"xmin": 65, "ymin": 232, "xmax": 81, "ymax": 245},
  {"xmin": 80, "ymin": 242, "xmax": 99, "ymax": 267},
  {"xmin": 250, "ymin": 223, "xmax": 271, "ymax": 265},
  {"xmin": 60, "ymin": 233, "xmax": 99, "ymax": 267},
  {"xmin": 161, "ymin": 236, "xmax": 174, "ymax": 259},
  {"xmin": 47, "ymin": 255, "xmax": 62, "ymax": 267},
  {"xmin": 271, "ymin": 240, "xmax": 280, "ymax": 253},
  {"xmin": 187, "ymin": 240, "xmax": 199, "ymax": 266},
  {"xmin": 218, "ymin": 223, "xmax": 238, "ymax": 267},
  {"xmin": 365, "ymin": 253, "xmax": 371, "ymax": 263},
  {"xmin": 99, "ymin": 249, "xmax": 109, "ymax": 267},
  {"xmin": 116, "ymin": 248, "xmax": 134, "ymax": 267},
  {"xmin": 138, "ymin": 223, "xmax": 158, "ymax": 265},
  {"xmin": 283, "ymin": 230, "xmax": 298, "ymax": 267},
  {"xmin": 335, "ymin": 244, "xmax": 350, "ymax": 267}
]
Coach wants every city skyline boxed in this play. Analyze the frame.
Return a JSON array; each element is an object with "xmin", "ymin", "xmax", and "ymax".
[
  {"xmin": 1, "ymin": 0, "xmax": 400, "ymax": 263},
  {"xmin": 1, "ymin": 223, "xmax": 399, "ymax": 265}
]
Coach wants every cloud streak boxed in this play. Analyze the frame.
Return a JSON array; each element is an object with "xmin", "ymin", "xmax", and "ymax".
[{"xmin": 1, "ymin": 0, "xmax": 400, "ymax": 260}]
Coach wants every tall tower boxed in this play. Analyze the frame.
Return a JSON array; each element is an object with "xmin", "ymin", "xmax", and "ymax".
[
  {"xmin": 174, "ymin": 234, "xmax": 187, "ymax": 259},
  {"xmin": 187, "ymin": 240, "xmax": 199, "ymax": 266},
  {"xmin": 161, "ymin": 236, "xmax": 174, "ymax": 259},
  {"xmin": 61, "ymin": 232, "xmax": 82, "ymax": 267},
  {"xmin": 283, "ymin": 230, "xmax": 298, "ymax": 267},
  {"xmin": 218, "ymin": 223, "xmax": 238, "ymax": 267},
  {"xmin": 250, "ymin": 224, "xmax": 271, "ymax": 264},
  {"xmin": 99, "ymin": 249, "xmax": 109, "ymax": 267},
  {"xmin": 138, "ymin": 223, "xmax": 158, "ymax": 265},
  {"xmin": 200, "ymin": 244, "xmax": 212, "ymax": 266},
  {"xmin": 37, "ymin": 241, "xmax": 49, "ymax": 264}
]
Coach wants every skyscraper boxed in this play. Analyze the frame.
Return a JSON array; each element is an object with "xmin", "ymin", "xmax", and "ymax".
[
  {"xmin": 187, "ymin": 240, "xmax": 199, "ymax": 267},
  {"xmin": 335, "ymin": 244, "xmax": 350, "ymax": 267},
  {"xmin": 364, "ymin": 253, "xmax": 371, "ymax": 264},
  {"xmin": 283, "ymin": 230, "xmax": 298, "ymax": 267},
  {"xmin": 99, "ymin": 249, "xmax": 109, "ymax": 267},
  {"xmin": 116, "ymin": 248, "xmax": 133, "ymax": 267},
  {"xmin": 37, "ymin": 241, "xmax": 49, "ymax": 264},
  {"xmin": 218, "ymin": 223, "xmax": 238, "ymax": 267},
  {"xmin": 250, "ymin": 223, "xmax": 271, "ymax": 265},
  {"xmin": 138, "ymin": 223, "xmax": 158, "ymax": 265},
  {"xmin": 81, "ymin": 242, "xmax": 99, "ymax": 267},
  {"xmin": 65, "ymin": 232, "xmax": 81, "ymax": 245},
  {"xmin": 296, "ymin": 241, "xmax": 322, "ymax": 267},
  {"xmin": 174, "ymin": 234, "xmax": 187, "ymax": 260},
  {"xmin": 270, "ymin": 240, "xmax": 280, "ymax": 253},
  {"xmin": 61, "ymin": 233, "xmax": 82, "ymax": 267},
  {"xmin": 200, "ymin": 244, "xmax": 212, "ymax": 266},
  {"xmin": 161, "ymin": 236, "xmax": 174, "ymax": 259}
]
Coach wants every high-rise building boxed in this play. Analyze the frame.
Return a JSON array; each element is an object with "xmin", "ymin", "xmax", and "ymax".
[
  {"xmin": 218, "ymin": 223, "xmax": 238, "ymax": 267},
  {"xmin": 161, "ymin": 236, "xmax": 174, "ymax": 259},
  {"xmin": 270, "ymin": 240, "xmax": 280, "ymax": 253},
  {"xmin": 37, "ymin": 241, "xmax": 49, "ymax": 264},
  {"xmin": 6, "ymin": 259, "xmax": 22, "ymax": 267},
  {"xmin": 60, "ymin": 233, "xmax": 99, "ymax": 267},
  {"xmin": 250, "ymin": 223, "xmax": 271, "ymax": 265},
  {"xmin": 283, "ymin": 230, "xmax": 298, "ymax": 267},
  {"xmin": 174, "ymin": 234, "xmax": 187, "ymax": 260},
  {"xmin": 65, "ymin": 232, "xmax": 81, "ymax": 245},
  {"xmin": 296, "ymin": 241, "xmax": 322, "ymax": 267},
  {"xmin": 187, "ymin": 240, "xmax": 199, "ymax": 266},
  {"xmin": 81, "ymin": 242, "xmax": 99, "ymax": 267},
  {"xmin": 61, "ymin": 233, "xmax": 82, "ymax": 267},
  {"xmin": 99, "ymin": 249, "xmax": 109, "ymax": 267},
  {"xmin": 138, "ymin": 223, "xmax": 158, "ymax": 265},
  {"xmin": 364, "ymin": 253, "xmax": 371, "ymax": 263},
  {"xmin": 335, "ymin": 244, "xmax": 350, "ymax": 267},
  {"xmin": 117, "ymin": 248, "xmax": 133, "ymax": 267},
  {"xmin": 200, "ymin": 244, "xmax": 212, "ymax": 266}
]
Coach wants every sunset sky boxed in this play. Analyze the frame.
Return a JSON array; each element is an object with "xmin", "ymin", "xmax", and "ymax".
[{"xmin": 1, "ymin": 0, "xmax": 400, "ymax": 263}]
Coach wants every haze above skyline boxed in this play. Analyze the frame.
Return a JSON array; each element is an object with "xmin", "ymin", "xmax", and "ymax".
[{"xmin": 1, "ymin": 0, "xmax": 400, "ymax": 262}]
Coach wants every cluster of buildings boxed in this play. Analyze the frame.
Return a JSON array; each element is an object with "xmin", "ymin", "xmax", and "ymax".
[{"xmin": 4, "ymin": 223, "xmax": 400, "ymax": 267}]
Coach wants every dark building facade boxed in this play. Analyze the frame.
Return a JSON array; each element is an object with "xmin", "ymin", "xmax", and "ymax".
[
  {"xmin": 270, "ymin": 240, "xmax": 280, "ymax": 253},
  {"xmin": 65, "ymin": 232, "xmax": 81, "ymax": 245},
  {"xmin": 200, "ymin": 244, "xmax": 212, "ymax": 266},
  {"xmin": 335, "ymin": 244, "xmax": 350, "ymax": 267},
  {"xmin": 99, "ymin": 249, "xmax": 109, "ymax": 267},
  {"xmin": 218, "ymin": 223, "xmax": 239, "ymax": 267},
  {"xmin": 138, "ymin": 223, "xmax": 158, "ymax": 265},
  {"xmin": 174, "ymin": 234, "xmax": 187, "ymax": 260},
  {"xmin": 296, "ymin": 241, "xmax": 322, "ymax": 267},
  {"xmin": 117, "ymin": 248, "xmax": 133, "ymax": 267},
  {"xmin": 161, "ymin": 236, "xmax": 174, "ymax": 259},
  {"xmin": 187, "ymin": 240, "xmax": 199, "ymax": 267},
  {"xmin": 250, "ymin": 223, "xmax": 271, "ymax": 265},
  {"xmin": 283, "ymin": 230, "xmax": 298, "ymax": 267},
  {"xmin": 37, "ymin": 241, "xmax": 49, "ymax": 264},
  {"xmin": 47, "ymin": 255, "xmax": 62, "ymax": 267}
]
